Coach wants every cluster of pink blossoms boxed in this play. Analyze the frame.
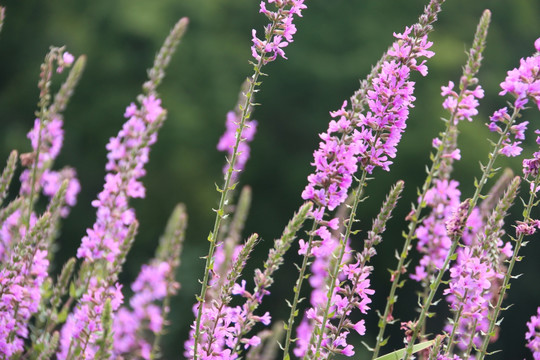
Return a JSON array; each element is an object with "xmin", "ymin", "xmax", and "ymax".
[
  {"xmin": 184, "ymin": 244, "xmax": 272, "ymax": 360},
  {"xmin": 488, "ymin": 37, "xmax": 540, "ymax": 157},
  {"xmin": 76, "ymin": 95, "xmax": 164, "ymax": 263},
  {"xmin": 441, "ymin": 80, "xmax": 484, "ymax": 123},
  {"xmin": 526, "ymin": 307, "xmax": 540, "ymax": 360},
  {"xmin": 113, "ymin": 261, "xmax": 178, "ymax": 359},
  {"xmin": 302, "ymin": 26, "xmax": 434, "ymax": 213},
  {"xmin": 0, "ymin": 109, "xmax": 80, "ymax": 358},
  {"xmin": 216, "ymin": 111, "xmax": 257, "ymax": 182},
  {"xmin": 252, "ymin": 0, "xmax": 306, "ymax": 64},
  {"xmin": 296, "ymin": 25, "xmax": 434, "ymax": 358},
  {"xmin": 0, "ymin": 247, "xmax": 49, "ymax": 357},
  {"xmin": 411, "ymin": 179, "xmax": 462, "ymax": 282},
  {"xmin": 57, "ymin": 278, "xmax": 124, "ymax": 359},
  {"xmin": 59, "ymin": 95, "xmax": 165, "ymax": 357},
  {"xmin": 20, "ymin": 117, "xmax": 80, "ymax": 218}
]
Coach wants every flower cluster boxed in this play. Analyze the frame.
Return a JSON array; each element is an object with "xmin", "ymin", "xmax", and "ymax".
[
  {"xmin": 0, "ymin": 246, "xmax": 49, "ymax": 357},
  {"xmin": 295, "ymin": 24, "xmax": 435, "ymax": 359},
  {"xmin": 184, "ymin": 240, "xmax": 271, "ymax": 360},
  {"xmin": 411, "ymin": 179, "xmax": 461, "ymax": 282},
  {"xmin": 59, "ymin": 95, "xmax": 166, "ymax": 358},
  {"xmin": 76, "ymin": 95, "xmax": 164, "ymax": 263},
  {"xmin": 252, "ymin": 0, "xmax": 307, "ymax": 64},
  {"xmin": 441, "ymin": 81, "xmax": 484, "ymax": 123},
  {"xmin": 19, "ymin": 117, "xmax": 80, "ymax": 217},
  {"xmin": 57, "ymin": 277, "xmax": 124, "ymax": 359},
  {"xmin": 488, "ymin": 37, "xmax": 540, "ymax": 157},
  {"xmin": 113, "ymin": 261, "xmax": 178, "ymax": 359},
  {"xmin": 294, "ymin": 255, "xmax": 373, "ymax": 358},
  {"xmin": 0, "ymin": 97, "xmax": 79, "ymax": 358},
  {"xmin": 526, "ymin": 307, "xmax": 540, "ymax": 360},
  {"xmin": 300, "ymin": 102, "xmax": 359, "ymax": 211},
  {"xmin": 499, "ymin": 38, "xmax": 540, "ymax": 111},
  {"xmin": 217, "ymin": 111, "xmax": 257, "ymax": 182},
  {"xmin": 443, "ymin": 247, "xmax": 497, "ymax": 350}
]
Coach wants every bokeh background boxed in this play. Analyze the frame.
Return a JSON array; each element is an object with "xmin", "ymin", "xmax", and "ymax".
[{"xmin": 1, "ymin": 0, "xmax": 539, "ymax": 358}]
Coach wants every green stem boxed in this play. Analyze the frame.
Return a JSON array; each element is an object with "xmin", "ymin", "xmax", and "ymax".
[
  {"xmin": 192, "ymin": 57, "xmax": 264, "ymax": 359},
  {"xmin": 282, "ymin": 219, "xmax": 319, "ymax": 360}
]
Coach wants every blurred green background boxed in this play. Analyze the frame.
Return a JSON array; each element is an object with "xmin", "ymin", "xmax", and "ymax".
[{"xmin": 1, "ymin": 0, "xmax": 539, "ymax": 358}]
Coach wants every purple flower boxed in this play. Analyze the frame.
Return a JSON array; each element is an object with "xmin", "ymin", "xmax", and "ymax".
[
  {"xmin": 0, "ymin": 247, "xmax": 49, "ymax": 358},
  {"xmin": 302, "ymin": 27, "xmax": 434, "ymax": 212},
  {"xmin": 441, "ymin": 80, "xmax": 484, "ymax": 123},
  {"xmin": 77, "ymin": 95, "xmax": 164, "ymax": 263},
  {"xmin": 499, "ymin": 38, "xmax": 540, "ymax": 110},
  {"xmin": 252, "ymin": 0, "xmax": 306, "ymax": 64},
  {"xmin": 411, "ymin": 179, "xmax": 461, "ymax": 282},
  {"xmin": 113, "ymin": 261, "xmax": 178, "ymax": 359},
  {"xmin": 217, "ymin": 111, "xmax": 257, "ymax": 182},
  {"xmin": 526, "ymin": 307, "xmax": 540, "ymax": 360},
  {"xmin": 488, "ymin": 37, "xmax": 540, "ymax": 157},
  {"xmin": 58, "ymin": 278, "xmax": 124, "ymax": 359}
]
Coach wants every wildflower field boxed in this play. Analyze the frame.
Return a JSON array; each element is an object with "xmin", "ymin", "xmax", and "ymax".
[{"xmin": 1, "ymin": 0, "xmax": 540, "ymax": 359}]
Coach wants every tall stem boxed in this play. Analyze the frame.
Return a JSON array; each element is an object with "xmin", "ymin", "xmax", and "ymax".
[{"xmin": 192, "ymin": 58, "xmax": 263, "ymax": 359}]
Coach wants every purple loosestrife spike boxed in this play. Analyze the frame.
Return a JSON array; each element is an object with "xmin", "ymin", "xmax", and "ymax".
[
  {"xmin": 526, "ymin": 307, "xmax": 540, "ymax": 360},
  {"xmin": 113, "ymin": 204, "xmax": 185, "ymax": 359},
  {"xmin": 65, "ymin": 19, "xmax": 187, "ymax": 357},
  {"xmin": 302, "ymin": 26, "xmax": 434, "ymax": 211},
  {"xmin": 488, "ymin": 37, "xmax": 540, "ymax": 157},
  {"xmin": 185, "ymin": 234, "xmax": 260, "ymax": 360},
  {"xmin": 64, "ymin": 96, "xmax": 166, "ymax": 358},
  {"xmin": 76, "ymin": 96, "xmax": 165, "ymax": 263},
  {"xmin": 194, "ymin": 2, "xmax": 304, "ymax": 356},
  {"xmin": 0, "ymin": 206, "xmax": 60, "ymax": 358},
  {"xmin": 227, "ymin": 202, "xmax": 311, "ymax": 357},
  {"xmin": 19, "ymin": 117, "xmax": 81, "ymax": 219},
  {"xmin": 252, "ymin": 0, "xmax": 306, "ymax": 64}
]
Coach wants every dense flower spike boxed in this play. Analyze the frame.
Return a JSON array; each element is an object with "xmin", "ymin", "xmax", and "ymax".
[
  {"xmin": 76, "ymin": 95, "xmax": 164, "ymax": 263},
  {"xmin": 302, "ymin": 25, "xmax": 434, "ymax": 211},
  {"xmin": 526, "ymin": 307, "xmax": 540, "ymax": 360},
  {"xmin": 252, "ymin": 0, "xmax": 306, "ymax": 64},
  {"xmin": 294, "ymin": 14, "xmax": 436, "ymax": 360}
]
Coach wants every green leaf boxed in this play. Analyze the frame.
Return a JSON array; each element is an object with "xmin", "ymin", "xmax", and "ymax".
[
  {"xmin": 373, "ymin": 340, "xmax": 435, "ymax": 360},
  {"xmin": 69, "ymin": 282, "xmax": 76, "ymax": 298}
]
